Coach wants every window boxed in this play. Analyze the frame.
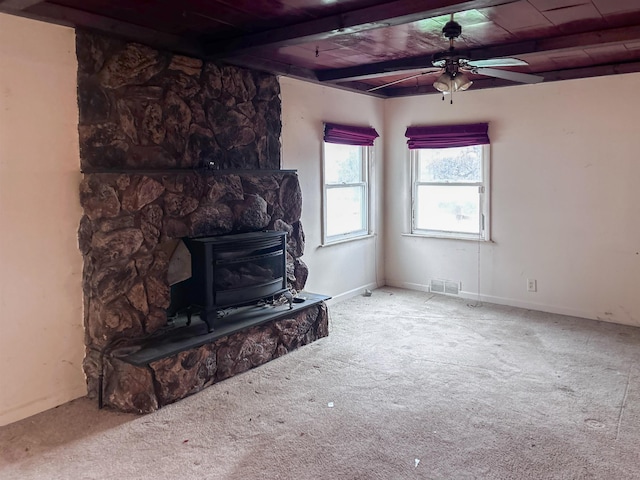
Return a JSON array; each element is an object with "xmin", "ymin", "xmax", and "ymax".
[
  {"xmin": 323, "ymin": 142, "xmax": 370, "ymax": 242},
  {"xmin": 322, "ymin": 122, "xmax": 378, "ymax": 244},
  {"xmin": 411, "ymin": 144, "xmax": 490, "ymax": 240}
]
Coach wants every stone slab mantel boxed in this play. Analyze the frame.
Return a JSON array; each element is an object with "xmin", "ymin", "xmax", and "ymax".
[{"xmin": 82, "ymin": 168, "xmax": 298, "ymax": 175}]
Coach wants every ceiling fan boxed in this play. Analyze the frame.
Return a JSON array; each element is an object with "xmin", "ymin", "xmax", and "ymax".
[{"xmin": 368, "ymin": 14, "xmax": 544, "ymax": 99}]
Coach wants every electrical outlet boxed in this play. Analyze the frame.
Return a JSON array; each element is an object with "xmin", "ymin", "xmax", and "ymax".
[{"xmin": 527, "ymin": 279, "xmax": 537, "ymax": 292}]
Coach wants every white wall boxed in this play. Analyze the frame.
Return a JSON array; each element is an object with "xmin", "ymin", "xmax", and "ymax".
[
  {"xmin": 0, "ymin": 14, "xmax": 85, "ymax": 426},
  {"xmin": 385, "ymin": 74, "xmax": 640, "ymax": 325},
  {"xmin": 280, "ymin": 78, "xmax": 385, "ymax": 301}
]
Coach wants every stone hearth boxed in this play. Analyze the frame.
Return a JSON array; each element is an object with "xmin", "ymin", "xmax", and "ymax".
[
  {"xmin": 76, "ymin": 32, "xmax": 328, "ymax": 413},
  {"xmin": 105, "ymin": 299, "xmax": 328, "ymax": 413}
]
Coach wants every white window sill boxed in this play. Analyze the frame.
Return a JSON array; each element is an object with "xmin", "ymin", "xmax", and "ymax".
[
  {"xmin": 402, "ymin": 233, "xmax": 493, "ymax": 243},
  {"xmin": 320, "ymin": 233, "xmax": 376, "ymax": 247}
]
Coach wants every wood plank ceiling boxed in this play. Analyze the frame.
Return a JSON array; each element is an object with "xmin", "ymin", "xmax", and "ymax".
[{"xmin": 2, "ymin": 0, "xmax": 640, "ymax": 97}]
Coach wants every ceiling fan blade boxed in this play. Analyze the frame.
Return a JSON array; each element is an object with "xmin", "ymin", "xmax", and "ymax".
[
  {"xmin": 474, "ymin": 67, "xmax": 544, "ymax": 84},
  {"xmin": 366, "ymin": 71, "xmax": 435, "ymax": 92},
  {"xmin": 467, "ymin": 58, "xmax": 528, "ymax": 67}
]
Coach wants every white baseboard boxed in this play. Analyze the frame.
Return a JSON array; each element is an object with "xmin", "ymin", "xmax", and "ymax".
[
  {"xmin": 0, "ymin": 387, "xmax": 86, "ymax": 427},
  {"xmin": 394, "ymin": 281, "xmax": 430, "ymax": 293},
  {"xmin": 388, "ymin": 280, "xmax": 599, "ymax": 322},
  {"xmin": 326, "ymin": 282, "xmax": 380, "ymax": 305},
  {"xmin": 458, "ymin": 290, "xmax": 598, "ymax": 321}
]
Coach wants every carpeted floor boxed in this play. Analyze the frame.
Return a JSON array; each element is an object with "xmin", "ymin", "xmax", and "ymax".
[{"xmin": 2, "ymin": 287, "xmax": 640, "ymax": 479}]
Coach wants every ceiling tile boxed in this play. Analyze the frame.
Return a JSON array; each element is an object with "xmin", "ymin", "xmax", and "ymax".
[
  {"xmin": 527, "ymin": 0, "xmax": 589, "ymax": 11},
  {"xmin": 332, "ymin": 22, "xmax": 444, "ymax": 55},
  {"xmin": 613, "ymin": 10, "xmax": 640, "ymax": 24},
  {"xmin": 297, "ymin": 40, "xmax": 345, "ymax": 53},
  {"xmin": 387, "ymin": 24, "xmax": 445, "ymax": 52},
  {"xmin": 430, "ymin": 9, "xmax": 490, "ymax": 27},
  {"xmin": 548, "ymin": 50, "xmax": 592, "ymax": 68},
  {"xmin": 584, "ymin": 44, "xmax": 633, "ymax": 63},
  {"xmin": 507, "ymin": 25, "xmax": 562, "ymax": 41},
  {"xmin": 275, "ymin": 44, "xmax": 369, "ymax": 69},
  {"xmin": 624, "ymin": 41, "xmax": 640, "ymax": 51},
  {"xmin": 272, "ymin": 45, "xmax": 322, "ymax": 66},
  {"xmin": 584, "ymin": 44, "xmax": 628, "ymax": 56},
  {"xmin": 539, "ymin": 3, "xmax": 602, "ymax": 26},
  {"xmin": 393, "ymin": 19, "xmax": 448, "ymax": 42},
  {"xmin": 548, "ymin": 50, "xmax": 590, "ymax": 59},
  {"xmin": 592, "ymin": 0, "xmax": 640, "ymax": 15},
  {"xmin": 460, "ymin": 22, "xmax": 515, "ymax": 47},
  {"xmin": 480, "ymin": 2, "xmax": 552, "ymax": 32},
  {"xmin": 516, "ymin": 54, "xmax": 555, "ymax": 70},
  {"xmin": 311, "ymin": 51, "xmax": 361, "ymax": 68}
]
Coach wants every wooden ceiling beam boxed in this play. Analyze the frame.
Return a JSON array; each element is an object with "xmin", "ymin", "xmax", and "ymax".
[
  {"xmin": 318, "ymin": 23, "xmax": 640, "ymax": 82},
  {"xmin": 221, "ymin": 56, "xmax": 319, "ymax": 82},
  {"xmin": 204, "ymin": 0, "xmax": 519, "ymax": 58},
  {"xmin": 0, "ymin": 1, "xmax": 203, "ymax": 58},
  {"xmin": 379, "ymin": 60, "xmax": 640, "ymax": 97}
]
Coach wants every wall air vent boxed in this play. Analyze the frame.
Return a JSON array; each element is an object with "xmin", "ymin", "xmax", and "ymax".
[
  {"xmin": 430, "ymin": 279, "xmax": 445, "ymax": 293},
  {"xmin": 429, "ymin": 279, "xmax": 460, "ymax": 296}
]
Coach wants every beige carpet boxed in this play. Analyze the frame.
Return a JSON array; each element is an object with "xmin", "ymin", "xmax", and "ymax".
[{"xmin": 2, "ymin": 288, "xmax": 640, "ymax": 479}]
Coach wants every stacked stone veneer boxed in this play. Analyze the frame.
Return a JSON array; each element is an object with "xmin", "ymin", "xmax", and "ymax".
[
  {"xmin": 76, "ymin": 32, "xmax": 328, "ymax": 413},
  {"xmin": 76, "ymin": 30, "xmax": 281, "ymax": 170}
]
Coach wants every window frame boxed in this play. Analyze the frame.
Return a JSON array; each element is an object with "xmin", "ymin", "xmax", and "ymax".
[
  {"xmin": 322, "ymin": 142, "xmax": 371, "ymax": 245},
  {"xmin": 410, "ymin": 144, "xmax": 491, "ymax": 241}
]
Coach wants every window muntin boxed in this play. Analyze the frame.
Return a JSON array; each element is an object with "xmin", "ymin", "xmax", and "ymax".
[
  {"xmin": 323, "ymin": 142, "xmax": 369, "ymax": 243},
  {"xmin": 412, "ymin": 145, "xmax": 489, "ymax": 240}
]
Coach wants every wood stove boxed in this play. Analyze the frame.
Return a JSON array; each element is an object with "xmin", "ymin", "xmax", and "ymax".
[{"xmin": 169, "ymin": 230, "xmax": 288, "ymax": 332}]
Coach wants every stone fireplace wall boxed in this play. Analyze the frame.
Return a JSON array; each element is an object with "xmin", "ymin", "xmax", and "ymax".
[
  {"xmin": 79, "ymin": 171, "xmax": 322, "ymax": 412},
  {"xmin": 76, "ymin": 32, "xmax": 327, "ymax": 413},
  {"xmin": 76, "ymin": 30, "xmax": 281, "ymax": 171}
]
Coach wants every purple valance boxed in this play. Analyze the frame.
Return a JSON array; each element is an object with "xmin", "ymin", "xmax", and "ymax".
[
  {"xmin": 324, "ymin": 122, "xmax": 379, "ymax": 146},
  {"xmin": 405, "ymin": 123, "xmax": 489, "ymax": 149}
]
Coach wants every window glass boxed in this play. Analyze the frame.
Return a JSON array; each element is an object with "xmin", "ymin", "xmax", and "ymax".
[
  {"xmin": 326, "ymin": 186, "xmax": 366, "ymax": 237},
  {"xmin": 417, "ymin": 145, "xmax": 482, "ymax": 183},
  {"xmin": 412, "ymin": 145, "xmax": 489, "ymax": 240},
  {"xmin": 415, "ymin": 185, "xmax": 480, "ymax": 234},
  {"xmin": 323, "ymin": 143, "xmax": 369, "ymax": 243},
  {"xmin": 324, "ymin": 143, "xmax": 363, "ymax": 184}
]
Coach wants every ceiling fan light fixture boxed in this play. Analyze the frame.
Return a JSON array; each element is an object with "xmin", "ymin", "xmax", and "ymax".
[
  {"xmin": 453, "ymin": 73, "xmax": 473, "ymax": 91},
  {"xmin": 433, "ymin": 72, "xmax": 472, "ymax": 94},
  {"xmin": 434, "ymin": 72, "xmax": 454, "ymax": 93}
]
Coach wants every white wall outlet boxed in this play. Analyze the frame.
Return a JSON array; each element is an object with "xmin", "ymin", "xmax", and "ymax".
[{"xmin": 527, "ymin": 279, "xmax": 537, "ymax": 292}]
